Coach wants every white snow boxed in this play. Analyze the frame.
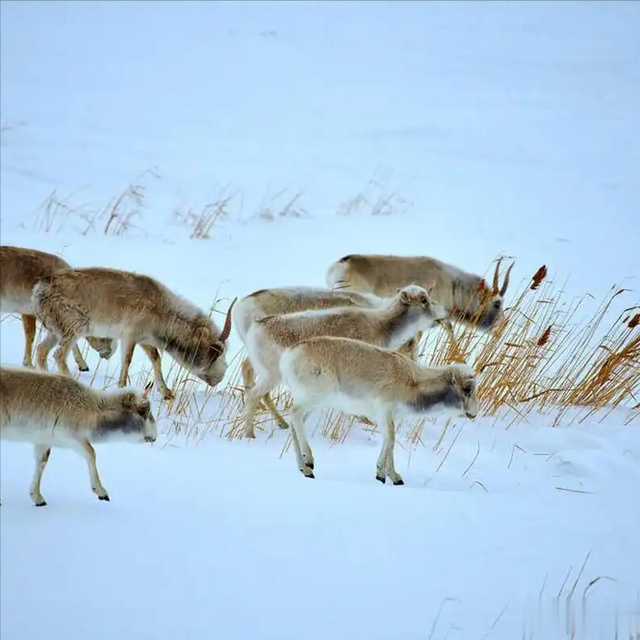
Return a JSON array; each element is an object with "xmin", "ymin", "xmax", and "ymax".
[{"xmin": 1, "ymin": 2, "xmax": 639, "ymax": 639}]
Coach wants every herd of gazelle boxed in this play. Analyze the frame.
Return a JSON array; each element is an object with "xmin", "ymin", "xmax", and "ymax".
[{"xmin": 0, "ymin": 244, "xmax": 514, "ymax": 503}]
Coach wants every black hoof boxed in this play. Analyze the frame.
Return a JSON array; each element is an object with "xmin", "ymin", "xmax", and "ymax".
[
  {"xmin": 78, "ymin": 366, "xmax": 90, "ymax": 373},
  {"xmin": 98, "ymin": 495, "xmax": 110, "ymax": 502},
  {"xmin": 393, "ymin": 479, "xmax": 405, "ymax": 486},
  {"xmin": 307, "ymin": 462, "xmax": 315, "ymax": 470},
  {"xmin": 376, "ymin": 475, "xmax": 386, "ymax": 484},
  {"xmin": 305, "ymin": 472, "xmax": 315, "ymax": 480},
  {"xmin": 35, "ymin": 501, "xmax": 47, "ymax": 507},
  {"xmin": 278, "ymin": 423, "xmax": 290, "ymax": 430}
]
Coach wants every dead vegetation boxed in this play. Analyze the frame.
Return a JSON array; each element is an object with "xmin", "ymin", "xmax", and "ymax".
[
  {"xmin": 9, "ymin": 255, "xmax": 637, "ymax": 452},
  {"xmin": 9, "ymin": 173, "xmax": 638, "ymax": 446},
  {"xmin": 62, "ymin": 257, "xmax": 633, "ymax": 452}
]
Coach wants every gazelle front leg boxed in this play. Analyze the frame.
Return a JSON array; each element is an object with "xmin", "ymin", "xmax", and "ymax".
[
  {"xmin": 139, "ymin": 344, "xmax": 174, "ymax": 400},
  {"xmin": 375, "ymin": 411, "xmax": 404, "ymax": 486},
  {"xmin": 29, "ymin": 445, "xmax": 52, "ymax": 507},
  {"xmin": 70, "ymin": 438, "xmax": 110, "ymax": 502}
]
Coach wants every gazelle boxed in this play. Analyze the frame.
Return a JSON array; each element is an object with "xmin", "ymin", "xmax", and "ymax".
[
  {"xmin": 232, "ymin": 285, "xmax": 391, "ymax": 428},
  {"xmin": 326, "ymin": 253, "xmax": 514, "ymax": 357},
  {"xmin": 242, "ymin": 284, "xmax": 450, "ymax": 438},
  {"xmin": 0, "ymin": 366, "xmax": 157, "ymax": 506},
  {"xmin": 32, "ymin": 266, "xmax": 236, "ymax": 400},
  {"xmin": 280, "ymin": 336, "xmax": 479, "ymax": 484},
  {"xmin": 0, "ymin": 244, "xmax": 116, "ymax": 370}
]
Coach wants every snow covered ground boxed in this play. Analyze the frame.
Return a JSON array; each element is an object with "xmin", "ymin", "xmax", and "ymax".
[{"xmin": 1, "ymin": 1, "xmax": 639, "ymax": 638}]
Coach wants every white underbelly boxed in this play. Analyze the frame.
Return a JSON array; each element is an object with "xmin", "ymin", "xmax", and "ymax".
[
  {"xmin": 85, "ymin": 322, "xmax": 131, "ymax": 340},
  {"xmin": 300, "ymin": 392, "xmax": 376, "ymax": 422},
  {"xmin": 1, "ymin": 423, "xmax": 83, "ymax": 446}
]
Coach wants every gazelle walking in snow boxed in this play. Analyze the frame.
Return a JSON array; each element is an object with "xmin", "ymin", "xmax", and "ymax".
[
  {"xmin": 0, "ymin": 366, "xmax": 157, "ymax": 506},
  {"xmin": 279, "ymin": 336, "xmax": 479, "ymax": 484}
]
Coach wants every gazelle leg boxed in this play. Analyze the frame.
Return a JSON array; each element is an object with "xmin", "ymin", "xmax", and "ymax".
[
  {"xmin": 375, "ymin": 411, "xmax": 404, "ymax": 485},
  {"xmin": 262, "ymin": 393, "xmax": 290, "ymax": 430},
  {"xmin": 21, "ymin": 314, "xmax": 37, "ymax": 368},
  {"xmin": 241, "ymin": 358, "xmax": 289, "ymax": 429},
  {"xmin": 29, "ymin": 445, "xmax": 52, "ymax": 507},
  {"xmin": 72, "ymin": 342, "xmax": 90, "ymax": 372},
  {"xmin": 139, "ymin": 344, "xmax": 174, "ymax": 400},
  {"xmin": 35, "ymin": 330, "xmax": 59, "ymax": 371},
  {"xmin": 70, "ymin": 439, "xmax": 110, "ymax": 501},
  {"xmin": 243, "ymin": 373, "xmax": 279, "ymax": 439},
  {"xmin": 289, "ymin": 403, "xmax": 314, "ymax": 478},
  {"xmin": 117, "ymin": 339, "xmax": 136, "ymax": 388},
  {"xmin": 53, "ymin": 335, "xmax": 77, "ymax": 377}
]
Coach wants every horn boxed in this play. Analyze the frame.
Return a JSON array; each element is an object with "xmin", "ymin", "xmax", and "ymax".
[
  {"xmin": 143, "ymin": 381, "xmax": 153, "ymax": 397},
  {"xmin": 218, "ymin": 296, "xmax": 238, "ymax": 342},
  {"xmin": 499, "ymin": 261, "xmax": 514, "ymax": 297},
  {"xmin": 492, "ymin": 257, "xmax": 503, "ymax": 295}
]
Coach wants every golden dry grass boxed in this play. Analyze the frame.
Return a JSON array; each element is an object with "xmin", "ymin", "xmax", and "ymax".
[
  {"xmin": 9, "ymin": 172, "xmax": 639, "ymax": 447},
  {"xmin": 7, "ymin": 254, "xmax": 638, "ymax": 454},
  {"xmin": 199, "ymin": 259, "xmax": 638, "ymax": 445}
]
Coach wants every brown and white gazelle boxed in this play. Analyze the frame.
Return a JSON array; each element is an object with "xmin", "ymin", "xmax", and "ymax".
[
  {"xmin": 232, "ymin": 285, "xmax": 391, "ymax": 429},
  {"xmin": 0, "ymin": 244, "xmax": 116, "ymax": 370},
  {"xmin": 279, "ymin": 336, "xmax": 479, "ymax": 484},
  {"xmin": 0, "ymin": 366, "xmax": 157, "ymax": 506},
  {"xmin": 241, "ymin": 284, "xmax": 450, "ymax": 438},
  {"xmin": 32, "ymin": 266, "xmax": 236, "ymax": 400},
  {"xmin": 326, "ymin": 253, "xmax": 514, "ymax": 356}
]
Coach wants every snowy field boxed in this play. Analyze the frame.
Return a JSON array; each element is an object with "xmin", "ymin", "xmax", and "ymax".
[{"xmin": 1, "ymin": 1, "xmax": 640, "ymax": 638}]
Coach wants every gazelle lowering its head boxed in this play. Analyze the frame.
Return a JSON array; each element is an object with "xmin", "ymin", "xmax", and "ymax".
[
  {"xmin": 279, "ymin": 336, "xmax": 479, "ymax": 484},
  {"xmin": 0, "ymin": 366, "xmax": 157, "ymax": 506},
  {"xmin": 242, "ymin": 284, "xmax": 450, "ymax": 438},
  {"xmin": 31, "ymin": 266, "xmax": 236, "ymax": 400},
  {"xmin": 326, "ymin": 253, "xmax": 514, "ymax": 333},
  {"xmin": 0, "ymin": 244, "xmax": 116, "ymax": 370}
]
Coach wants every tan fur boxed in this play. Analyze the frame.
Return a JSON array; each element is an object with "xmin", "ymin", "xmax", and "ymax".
[
  {"xmin": 242, "ymin": 285, "xmax": 450, "ymax": 438},
  {"xmin": 0, "ymin": 366, "xmax": 157, "ymax": 506},
  {"xmin": 31, "ymin": 266, "xmax": 236, "ymax": 400},
  {"xmin": 279, "ymin": 336, "xmax": 479, "ymax": 483},
  {"xmin": 326, "ymin": 253, "xmax": 514, "ymax": 331},
  {"xmin": 0, "ymin": 245, "xmax": 116, "ymax": 369},
  {"xmin": 233, "ymin": 286, "xmax": 396, "ymax": 430}
]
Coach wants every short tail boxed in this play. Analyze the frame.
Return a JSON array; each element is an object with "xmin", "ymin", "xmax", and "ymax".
[{"xmin": 325, "ymin": 255, "xmax": 353, "ymax": 290}]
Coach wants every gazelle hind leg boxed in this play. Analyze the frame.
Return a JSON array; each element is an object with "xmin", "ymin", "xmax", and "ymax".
[
  {"xmin": 71, "ymin": 342, "xmax": 90, "ymax": 372},
  {"xmin": 241, "ymin": 358, "xmax": 289, "ymax": 429},
  {"xmin": 243, "ymin": 372, "xmax": 280, "ymax": 439},
  {"xmin": 36, "ymin": 330, "xmax": 59, "ymax": 371},
  {"xmin": 53, "ymin": 335, "xmax": 78, "ymax": 377},
  {"xmin": 375, "ymin": 411, "xmax": 404, "ymax": 485},
  {"xmin": 21, "ymin": 314, "xmax": 37, "ymax": 367},
  {"xmin": 289, "ymin": 403, "xmax": 314, "ymax": 478},
  {"xmin": 29, "ymin": 445, "xmax": 52, "ymax": 507}
]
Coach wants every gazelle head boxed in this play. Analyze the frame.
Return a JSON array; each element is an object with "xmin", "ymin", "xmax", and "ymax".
[
  {"xmin": 452, "ymin": 258, "xmax": 514, "ymax": 330},
  {"xmin": 187, "ymin": 297, "xmax": 238, "ymax": 388}
]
